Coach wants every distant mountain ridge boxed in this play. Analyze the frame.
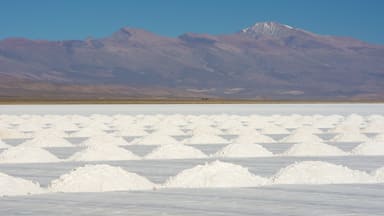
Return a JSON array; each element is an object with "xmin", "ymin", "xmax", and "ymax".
[{"xmin": 0, "ymin": 21, "xmax": 383, "ymax": 100}]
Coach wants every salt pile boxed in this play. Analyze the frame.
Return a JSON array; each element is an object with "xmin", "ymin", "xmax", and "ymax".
[
  {"xmin": 182, "ymin": 134, "xmax": 229, "ymax": 145},
  {"xmin": 164, "ymin": 160, "xmax": 268, "ymax": 188},
  {"xmin": 362, "ymin": 121, "xmax": 384, "ymax": 133},
  {"xmin": 151, "ymin": 126, "xmax": 186, "ymax": 136},
  {"xmin": 329, "ymin": 124, "xmax": 361, "ymax": 134},
  {"xmin": 80, "ymin": 134, "xmax": 129, "ymax": 146},
  {"xmin": 0, "ymin": 172, "xmax": 44, "ymax": 196},
  {"xmin": 69, "ymin": 145, "xmax": 140, "ymax": 161},
  {"xmin": 0, "ymin": 139, "xmax": 10, "ymax": 148},
  {"xmin": 0, "ymin": 146, "xmax": 61, "ymax": 163},
  {"xmin": 70, "ymin": 128, "xmax": 107, "ymax": 137},
  {"xmin": 260, "ymin": 124, "xmax": 290, "ymax": 135},
  {"xmin": 213, "ymin": 144, "xmax": 273, "ymax": 158},
  {"xmin": 49, "ymin": 164, "xmax": 155, "ymax": 192},
  {"xmin": 373, "ymin": 133, "xmax": 384, "ymax": 142},
  {"xmin": 19, "ymin": 135, "xmax": 73, "ymax": 147},
  {"xmin": 32, "ymin": 128, "xmax": 69, "ymax": 138},
  {"xmin": 279, "ymin": 131, "xmax": 323, "ymax": 143},
  {"xmin": 130, "ymin": 132, "xmax": 179, "ymax": 145},
  {"xmin": 312, "ymin": 115, "xmax": 342, "ymax": 129},
  {"xmin": 0, "ymin": 128, "xmax": 26, "ymax": 139},
  {"xmin": 351, "ymin": 141, "xmax": 384, "ymax": 155},
  {"xmin": 188, "ymin": 126, "xmax": 224, "ymax": 135},
  {"xmin": 292, "ymin": 126, "xmax": 322, "ymax": 134},
  {"xmin": 115, "ymin": 127, "xmax": 148, "ymax": 137},
  {"xmin": 272, "ymin": 161, "xmax": 374, "ymax": 184},
  {"xmin": 145, "ymin": 144, "xmax": 207, "ymax": 159},
  {"xmin": 330, "ymin": 132, "xmax": 369, "ymax": 142},
  {"xmin": 373, "ymin": 167, "xmax": 384, "ymax": 182},
  {"xmin": 282, "ymin": 142, "xmax": 347, "ymax": 156},
  {"xmin": 232, "ymin": 133, "xmax": 276, "ymax": 144}
]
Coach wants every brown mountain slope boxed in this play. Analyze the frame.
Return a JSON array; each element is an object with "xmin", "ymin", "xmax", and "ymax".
[{"xmin": 0, "ymin": 22, "xmax": 383, "ymax": 100}]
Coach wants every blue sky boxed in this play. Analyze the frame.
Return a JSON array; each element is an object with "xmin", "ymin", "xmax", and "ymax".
[{"xmin": 0, "ymin": 0, "xmax": 383, "ymax": 44}]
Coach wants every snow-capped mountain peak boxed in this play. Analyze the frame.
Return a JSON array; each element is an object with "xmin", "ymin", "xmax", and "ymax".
[{"xmin": 241, "ymin": 22, "xmax": 298, "ymax": 37}]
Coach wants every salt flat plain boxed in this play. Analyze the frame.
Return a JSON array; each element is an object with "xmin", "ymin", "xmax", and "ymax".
[{"xmin": 1, "ymin": 104, "xmax": 384, "ymax": 215}]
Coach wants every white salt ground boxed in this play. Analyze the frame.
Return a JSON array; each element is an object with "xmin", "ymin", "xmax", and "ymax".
[
  {"xmin": 271, "ymin": 161, "xmax": 375, "ymax": 184},
  {"xmin": 68, "ymin": 145, "xmax": 140, "ymax": 161},
  {"xmin": 49, "ymin": 164, "xmax": 156, "ymax": 192},
  {"xmin": 145, "ymin": 144, "xmax": 207, "ymax": 159},
  {"xmin": 0, "ymin": 146, "xmax": 60, "ymax": 163},
  {"xmin": 0, "ymin": 172, "xmax": 44, "ymax": 196},
  {"xmin": 164, "ymin": 160, "xmax": 268, "ymax": 188},
  {"xmin": 282, "ymin": 142, "xmax": 348, "ymax": 157},
  {"xmin": 351, "ymin": 141, "xmax": 384, "ymax": 155},
  {"xmin": 212, "ymin": 144, "xmax": 273, "ymax": 158}
]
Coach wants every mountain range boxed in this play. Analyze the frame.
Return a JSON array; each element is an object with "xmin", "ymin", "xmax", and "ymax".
[{"xmin": 1, "ymin": 22, "xmax": 384, "ymax": 101}]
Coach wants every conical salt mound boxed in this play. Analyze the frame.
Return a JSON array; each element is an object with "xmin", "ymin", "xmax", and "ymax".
[
  {"xmin": 152, "ymin": 127, "xmax": 186, "ymax": 136},
  {"xmin": 272, "ymin": 161, "xmax": 374, "ymax": 184},
  {"xmin": 374, "ymin": 167, "xmax": 384, "ymax": 182},
  {"xmin": 0, "ymin": 146, "xmax": 61, "ymax": 163},
  {"xmin": 280, "ymin": 131, "xmax": 323, "ymax": 143},
  {"xmin": 115, "ymin": 127, "xmax": 148, "ymax": 137},
  {"xmin": 49, "ymin": 164, "xmax": 156, "ymax": 192},
  {"xmin": 0, "ymin": 128, "xmax": 26, "ymax": 139},
  {"xmin": 282, "ymin": 142, "xmax": 348, "ymax": 156},
  {"xmin": 373, "ymin": 133, "xmax": 384, "ymax": 142},
  {"xmin": 330, "ymin": 132, "xmax": 369, "ymax": 142},
  {"xmin": 182, "ymin": 134, "xmax": 229, "ymax": 145},
  {"xmin": 329, "ymin": 124, "xmax": 361, "ymax": 133},
  {"xmin": 32, "ymin": 128, "xmax": 68, "ymax": 138},
  {"xmin": 80, "ymin": 134, "xmax": 129, "ymax": 147},
  {"xmin": 260, "ymin": 124, "xmax": 290, "ymax": 135},
  {"xmin": 361, "ymin": 122, "xmax": 384, "ymax": 133},
  {"xmin": 70, "ymin": 128, "xmax": 107, "ymax": 137},
  {"xmin": 292, "ymin": 126, "xmax": 322, "ymax": 134},
  {"xmin": 189, "ymin": 126, "xmax": 224, "ymax": 135},
  {"xmin": 19, "ymin": 135, "xmax": 73, "ymax": 147},
  {"xmin": 213, "ymin": 144, "xmax": 273, "ymax": 158},
  {"xmin": 145, "ymin": 144, "xmax": 207, "ymax": 159},
  {"xmin": 232, "ymin": 133, "xmax": 276, "ymax": 144},
  {"xmin": 68, "ymin": 145, "xmax": 140, "ymax": 161},
  {"xmin": 164, "ymin": 160, "xmax": 268, "ymax": 188},
  {"xmin": 0, "ymin": 172, "xmax": 44, "ymax": 196},
  {"xmin": 130, "ymin": 132, "xmax": 179, "ymax": 145},
  {"xmin": 352, "ymin": 141, "xmax": 384, "ymax": 155},
  {"xmin": 0, "ymin": 139, "xmax": 10, "ymax": 149}
]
